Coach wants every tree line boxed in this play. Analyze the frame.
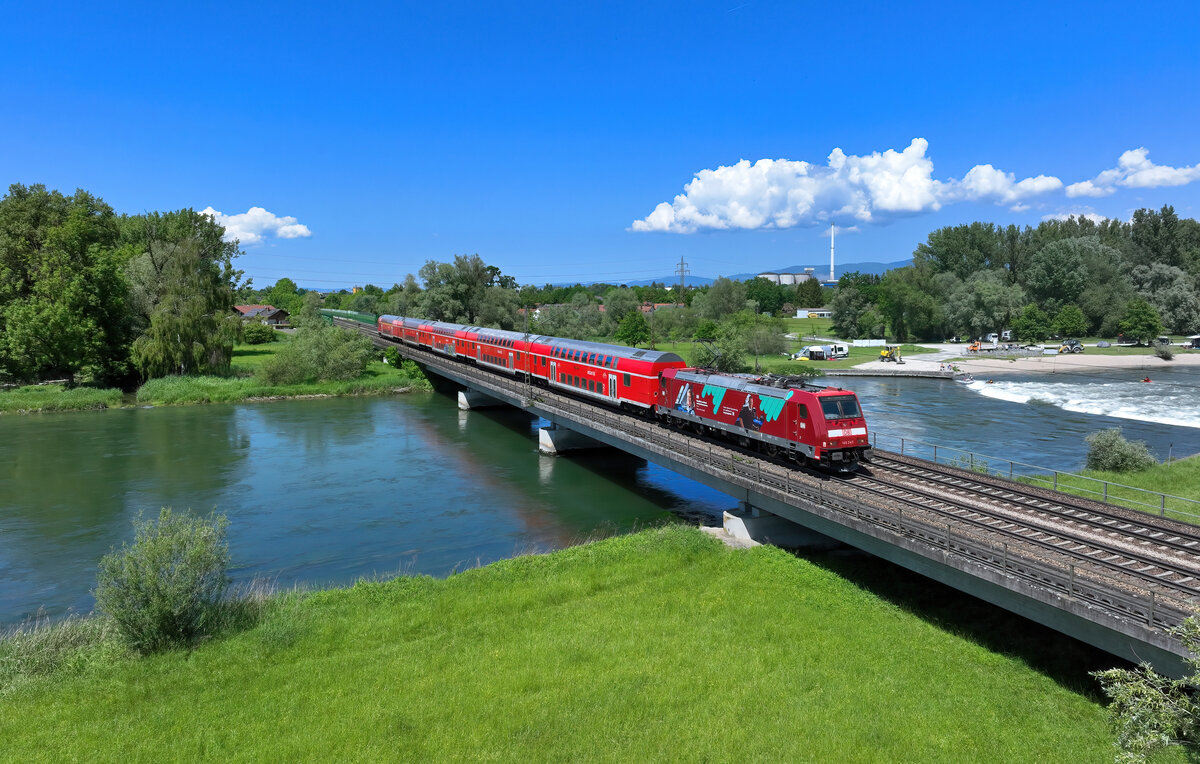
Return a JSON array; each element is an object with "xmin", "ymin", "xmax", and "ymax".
[
  {"xmin": 831, "ymin": 207, "xmax": 1200, "ymax": 344},
  {"xmin": 0, "ymin": 184, "xmax": 245, "ymax": 387},
  {"xmin": 250, "ymin": 253, "xmax": 831, "ymax": 372}
]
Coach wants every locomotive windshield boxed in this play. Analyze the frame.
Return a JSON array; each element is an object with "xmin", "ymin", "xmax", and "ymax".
[{"xmin": 819, "ymin": 395, "xmax": 861, "ymax": 420}]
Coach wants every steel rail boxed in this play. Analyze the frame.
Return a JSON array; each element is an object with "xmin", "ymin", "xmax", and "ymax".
[{"xmin": 870, "ymin": 454, "xmax": 1200, "ymax": 557}]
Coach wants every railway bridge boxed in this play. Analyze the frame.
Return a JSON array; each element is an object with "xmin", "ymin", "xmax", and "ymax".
[{"xmin": 338, "ymin": 318, "xmax": 1199, "ymax": 677}]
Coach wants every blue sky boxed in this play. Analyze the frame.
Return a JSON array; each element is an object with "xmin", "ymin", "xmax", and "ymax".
[{"xmin": 3, "ymin": 1, "xmax": 1199, "ymax": 289}]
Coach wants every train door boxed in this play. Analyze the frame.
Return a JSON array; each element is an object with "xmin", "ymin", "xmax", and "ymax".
[
  {"xmin": 608, "ymin": 373, "xmax": 618, "ymax": 401},
  {"xmin": 550, "ymin": 361, "xmax": 557, "ymax": 384},
  {"xmin": 509, "ymin": 351, "xmax": 514, "ymax": 370}
]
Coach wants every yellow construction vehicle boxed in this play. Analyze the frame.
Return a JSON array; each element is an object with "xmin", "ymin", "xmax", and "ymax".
[{"xmin": 879, "ymin": 346, "xmax": 904, "ymax": 363}]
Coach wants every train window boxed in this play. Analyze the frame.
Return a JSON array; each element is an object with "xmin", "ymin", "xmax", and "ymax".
[
  {"xmin": 623, "ymin": 373, "xmax": 631, "ymax": 386},
  {"xmin": 797, "ymin": 404, "xmax": 808, "ymax": 419},
  {"xmin": 820, "ymin": 396, "xmax": 862, "ymax": 420}
]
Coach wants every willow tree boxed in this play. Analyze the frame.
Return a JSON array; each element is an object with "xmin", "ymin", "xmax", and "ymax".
[{"xmin": 131, "ymin": 237, "xmax": 240, "ymax": 377}]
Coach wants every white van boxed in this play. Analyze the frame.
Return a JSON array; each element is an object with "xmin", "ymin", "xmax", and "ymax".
[{"xmin": 829, "ymin": 343, "xmax": 849, "ymax": 358}]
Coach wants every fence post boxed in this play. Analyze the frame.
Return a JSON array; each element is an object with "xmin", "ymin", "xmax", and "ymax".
[
  {"xmin": 933, "ymin": 445, "xmax": 937, "ymax": 464},
  {"xmin": 1069, "ymin": 565, "xmax": 1075, "ymax": 598},
  {"xmin": 945, "ymin": 523, "xmax": 951, "ymax": 551},
  {"xmin": 900, "ymin": 437, "xmax": 905, "ymax": 456},
  {"xmin": 1161, "ymin": 494, "xmax": 1167, "ymax": 517},
  {"xmin": 1054, "ymin": 472, "xmax": 1059, "ymax": 490},
  {"xmin": 970, "ymin": 453, "xmax": 975, "ymax": 471},
  {"xmin": 1002, "ymin": 542, "xmax": 1007, "ymax": 571},
  {"xmin": 1103, "ymin": 482, "xmax": 1108, "ymax": 503},
  {"xmin": 1009, "ymin": 461, "xmax": 1013, "ymax": 480},
  {"xmin": 1149, "ymin": 591, "xmax": 1156, "ymax": 627}
]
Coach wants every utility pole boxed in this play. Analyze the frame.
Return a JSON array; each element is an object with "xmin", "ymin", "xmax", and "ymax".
[{"xmin": 675, "ymin": 255, "xmax": 690, "ymax": 294}]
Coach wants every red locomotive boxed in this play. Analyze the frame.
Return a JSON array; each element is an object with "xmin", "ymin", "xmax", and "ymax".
[
  {"xmin": 658, "ymin": 368, "xmax": 870, "ymax": 470},
  {"xmin": 377, "ymin": 315, "xmax": 871, "ymax": 470}
]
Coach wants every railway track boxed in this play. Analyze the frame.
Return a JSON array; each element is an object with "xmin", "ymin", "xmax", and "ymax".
[
  {"xmin": 868, "ymin": 455, "xmax": 1200, "ymax": 564},
  {"xmin": 843, "ymin": 465, "xmax": 1200, "ymax": 600}
]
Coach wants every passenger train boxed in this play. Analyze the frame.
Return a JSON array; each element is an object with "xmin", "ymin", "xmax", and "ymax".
[{"xmin": 378, "ymin": 315, "xmax": 871, "ymax": 470}]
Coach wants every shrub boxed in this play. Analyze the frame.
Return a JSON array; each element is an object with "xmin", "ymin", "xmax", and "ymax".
[
  {"xmin": 383, "ymin": 347, "xmax": 400, "ymax": 366},
  {"xmin": 242, "ymin": 322, "xmax": 278, "ymax": 345},
  {"xmin": 257, "ymin": 326, "xmax": 373, "ymax": 385},
  {"xmin": 1085, "ymin": 429, "xmax": 1156, "ymax": 473},
  {"xmin": 94, "ymin": 509, "xmax": 230, "ymax": 654},
  {"xmin": 1154, "ymin": 343, "xmax": 1175, "ymax": 361}
]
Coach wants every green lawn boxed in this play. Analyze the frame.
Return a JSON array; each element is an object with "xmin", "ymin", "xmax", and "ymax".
[{"xmin": 0, "ymin": 526, "xmax": 1128, "ymax": 761}]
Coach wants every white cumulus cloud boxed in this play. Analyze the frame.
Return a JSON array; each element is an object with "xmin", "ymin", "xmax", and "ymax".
[
  {"xmin": 1066, "ymin": 148, "xmax": 1200, "ymax": 198},
  {"xmin": 200, "ymin": 206, "xmax": 312, "ymax": 244},
  {"xmin": 631, "ymin": 139, "xmax": 1064, "ymax": 233}
]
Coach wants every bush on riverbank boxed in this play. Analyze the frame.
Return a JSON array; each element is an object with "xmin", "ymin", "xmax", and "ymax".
[
  {"xmin": 1, "ymin": 526, "xmax": 1119, "ymax": 759},
  {"xmin": 1085, "ymin": 428, "xmax": 1157, "ymax": 473},
  {"xmin": 94, "ymin": 509, "xmax": 231, "ymax": 654},
  {"xmin": 0, "ymin": 384, "xmax": 123, "ymax": 414},
  {"xmin": 257, "ymin": 326, "xmax": 373, "ymax": 385}
]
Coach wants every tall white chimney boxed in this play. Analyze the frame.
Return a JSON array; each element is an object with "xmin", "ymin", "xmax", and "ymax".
[{"xmin": 829, "ymin": 224, "xmax": 836, "ymax": 282}]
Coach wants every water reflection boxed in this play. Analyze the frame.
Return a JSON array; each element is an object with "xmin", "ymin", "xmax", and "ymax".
[{"xmin": 0, "ymin": 393, "xmax": 734, "ymax": 625}]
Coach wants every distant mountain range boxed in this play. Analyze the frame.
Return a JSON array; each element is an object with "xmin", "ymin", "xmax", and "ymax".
[{"xmin": 620, "ymin": 259, "xmax": 912, "ymax": 287}]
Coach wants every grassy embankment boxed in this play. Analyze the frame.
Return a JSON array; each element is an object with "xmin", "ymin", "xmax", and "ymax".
[
  {"xmin": 0, "ymin": 384, "xmax": 124, "ymax": 414},
  {"xmin": 0, "ymin": 526, "xmax": 1131, "ymax": 761},
  {"xmin": 0, "ymin": 333, "xmax": 431, "ymax": 412},
  {"xmin": 136, "ymin": 336, "xmax": 429, "ymax": 405},
  {"xmin": 1021, "ymin": 455, "xmax": 1200, "ymax": 523}
]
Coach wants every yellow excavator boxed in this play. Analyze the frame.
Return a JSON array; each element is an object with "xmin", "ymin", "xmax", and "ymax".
[{"xmin": 879, "ymin": 346, "xmax": 904, "ymax": 363}]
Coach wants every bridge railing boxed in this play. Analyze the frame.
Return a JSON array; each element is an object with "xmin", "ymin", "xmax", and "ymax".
[{"xmin": 870, "ymin": 432, "xmax": 1200, "ymax": 524}]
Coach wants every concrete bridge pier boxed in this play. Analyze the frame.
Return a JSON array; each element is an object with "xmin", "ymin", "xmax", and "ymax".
[
  {"xmin": 458, "ymin": 389, "xmax": 504, "ymax": 410},
  {"xmin": 538, "ymin": 423, "xmax": 607, "ymax": 454},
  {"xmin": 721, "ymin": 502, "xmax": 844, "ymax": 551}
]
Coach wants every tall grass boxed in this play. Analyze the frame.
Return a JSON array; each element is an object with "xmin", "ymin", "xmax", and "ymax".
[
  {"xmin": 137, "ymin": 358, "xmax": 430, "ymax": 405},
  {"xmin": 0, "ymin": 384, "xmax": 123, "ymax": 414}
]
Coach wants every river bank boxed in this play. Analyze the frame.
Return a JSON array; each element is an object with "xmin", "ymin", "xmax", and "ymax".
[
  {"xmin": 0, "ymin": 344, "xmax": 430, "ymax": 414},
  {"xmin": 0, "ymin": 526, "xmax": 1121, "ymax": 760}
]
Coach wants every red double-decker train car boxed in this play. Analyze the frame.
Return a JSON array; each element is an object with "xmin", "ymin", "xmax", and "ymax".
[
  {"xmin": 377, "ymin": 315, "xmax": 688, "ymax": 409},
  {"xmin": 377, "ymin": 314, "xmax": 870, "ymax": 470}
]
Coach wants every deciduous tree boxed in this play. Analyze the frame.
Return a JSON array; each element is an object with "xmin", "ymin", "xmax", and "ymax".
[
  {"xmin": 614, "ymin": 310, "xmax": 650, "ymax": 346},
  {"xmin": 1118, "ymin": 298, "xmax": 1165, "ymax": 344}
]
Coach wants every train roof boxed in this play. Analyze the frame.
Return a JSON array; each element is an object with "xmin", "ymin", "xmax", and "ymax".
[
  {"xmin": 672, "ymin": 369, "xmax": 849, "ymax": 399},
  {"xmin": 538, "ymin": 337, "xmax": 684, "ymax": 365},
  {"xmin": 380, "ymin": 316, "xmax": 684, "ymax": 364}
]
